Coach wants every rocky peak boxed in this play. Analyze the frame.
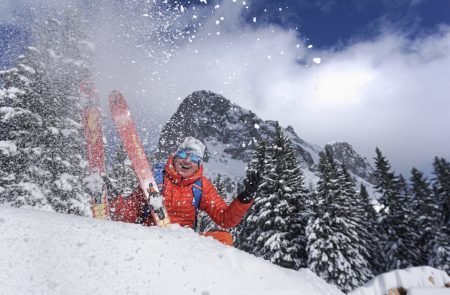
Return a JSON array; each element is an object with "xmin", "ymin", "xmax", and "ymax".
[
  {"xmin": 158, "ymin": 90, "xmax": 375, "ymax": 186},
  {"xmin": 325, "ymin": 142, "xmax": 375, "ymax": 183}
]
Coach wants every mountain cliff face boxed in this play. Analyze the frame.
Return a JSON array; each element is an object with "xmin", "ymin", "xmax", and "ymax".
[
  {"xmin": 325, "ymin": 142, "xmax": 376, "ymax": 184},
  {"xmin": 158, "ymin": 90, "xmax": 375, "ymax": 188}
]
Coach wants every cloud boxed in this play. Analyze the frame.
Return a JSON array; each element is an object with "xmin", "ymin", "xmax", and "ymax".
[
  {"xmin": 3, "ymin": 0, "xmax": 449, "ymax": 175},
  {"xmin": 147, "ymin": 3, "xmax": 450, "ymax": 176}
]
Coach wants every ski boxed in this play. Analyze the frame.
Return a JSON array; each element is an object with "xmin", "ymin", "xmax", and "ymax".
[
  {"xmin": 81, "ymin": 79, "xmax": 110, "ymax": 219},
  {"xmin": 108, "ymin": 91, "xmax": 170, "ymax": 227}
]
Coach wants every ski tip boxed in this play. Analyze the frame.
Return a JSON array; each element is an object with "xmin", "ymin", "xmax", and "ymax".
[
  {"xmin": 80, "ymin": 79, "xmax": 98, "ymax": 97},
  {"xmin": 108, "ymin": 90, "xmax": 124, "ymax": 105}
]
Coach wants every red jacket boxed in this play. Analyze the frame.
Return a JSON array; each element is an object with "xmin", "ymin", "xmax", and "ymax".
[{"xmin": 109, "ymin": 156, "xmax": 252, "ymax": 229}]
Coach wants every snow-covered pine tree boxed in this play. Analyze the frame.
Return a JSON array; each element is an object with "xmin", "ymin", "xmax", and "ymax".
[
  {"xmin": 109, "ymin": 143, "xmax": 137, "ymax": 196},
  {"xmin": 358, "ymin": 183, "xmax": 382, "ymax": 274},
  {"xmin": 372, "ymin": 148, "xmax": 414, "ymax": 271},
  {"xmin": 388, "ymin": 175, "xmax": 421, "ymax": 268},
  {"xmin": 429, "ymin": 157, "xmax": 450, "ymax": 272},
  {"xmin": 432, "ymin": 157, "xmax": 450, "ymax": 227},
  {"xmin": 410, "ymin": 168, "xmax": 440, "ymax": 264},
  {"xmin": 0, "ymin": 12, "xmax": 93, "ymax": 214},
  {"xmin": 251, "ymin": 123, "xmax": 308, "ymax": 269},
  {"xmin": 234, "ymin": 142, "xmax": 266, "ymax": 252},
  {"xmin": 0, "ymin": 49, "xmax": 49, "ymax": 208},
  {"xmin": 373, "ymin": 147, "xmax": 398, "ymax": 217},
  {"xmin": 306, "ymin": 148, "xmax": 372, "ymax": 292},
  {"xmin": 338, "ymin": 165, "xmax": 374, "ymax": 280}
]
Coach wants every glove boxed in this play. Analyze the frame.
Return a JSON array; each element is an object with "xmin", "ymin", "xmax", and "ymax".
[{"xmin": 237, "ymin": 170, "xmax": 261, "ymax": 204}]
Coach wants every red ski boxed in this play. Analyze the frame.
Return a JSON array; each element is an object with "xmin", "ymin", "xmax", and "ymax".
[
  {"xmin": 81, "ymin": 79, "xmax": 109, "ymax": 219},
  {"xmin": 108, "ymin": 91, "xmax": 170, "ymax": 227}
]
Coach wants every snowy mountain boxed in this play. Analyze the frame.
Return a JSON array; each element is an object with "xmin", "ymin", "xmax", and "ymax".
[
  {"xmin": 0, "ymin": 206, "xmax": 344, "ymax": 295},
  {"xmin": 158, "ymin": 90, "xmax": 376, "ymax": 189},
  {"xmin": 325, "ymin": 141, "xmax": 376, "ymax": 184}
]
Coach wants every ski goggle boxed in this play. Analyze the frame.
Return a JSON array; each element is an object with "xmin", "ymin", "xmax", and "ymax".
[{"xmin": 175, "ymin": 149, "xmax": 202, "ymax": 165}]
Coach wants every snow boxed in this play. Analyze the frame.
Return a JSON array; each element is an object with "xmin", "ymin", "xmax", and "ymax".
[
  {"xmin": 83, "ymin": 172, "xmax": 103, "ymax": 193},
  {"xmin": 408, "ymin": 288, "xmax": 450, "ymax": 295},
  {"xmin": 1, "ymin": 106, "xmax": 30, "ymax": 122},
  {"xmin": 18, "ymin": 63, "xmax": 36, "ymax": 74},
  {"xmin": 0, "ymin": 140, "xmax": 17, "ymax": 156},
  {"xmin": 349, "ymin": 266, "xmax": 449, "ymax": 295},
  {"xmin": 0, "ymin": 206, "xmax": 344, "ymax": 295},
  {"xmin": 54, "ymin": 173, "xmax": 75, "ymax": 191}
]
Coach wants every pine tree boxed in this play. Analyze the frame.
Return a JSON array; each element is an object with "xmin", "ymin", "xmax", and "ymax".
[
  {"xmin": 358, "ymin": 183, "xmax": 383, "ymax": 274},
  {"xmin": 429, "ymin": 157, "xmax": 450, "ymax": 272},
  {"xmin": 432, "ymin": 157, "xmax": 450, "ymax": 226},
  {"xmin": 372, "ymin": 148, "xmax": 419, "ymax": 271},
  {"xmin": 110, "ymin": 144, "xmax": 137, "ymax": 196},
  {"xmin": 236, "ymin": 124, "xmax": 309, "ymax": 270},
  {"xmin": 410, "ymin": 168, "xmax": 440, "ymax": 265},
  {"xmin": 0, "ymin": 50, "xmax": 49, "ymax": 208},
  {"xmin": 0, "ymin": 12, "xmax": 93, "ymax": 214},
  {"xmin": 234, "ymin": 142, "xmax": 266, "ymax": 252},
  {"xmin": 252, "ymin": 124, "xmax": 308, "ymax": 269},
  {"xmin": 373, "ymin": 147, "xmax": 398, "ymax": 217},
  {"xmin": 307, "ymin": 148, "xmax": 372, "ymax": 292}
]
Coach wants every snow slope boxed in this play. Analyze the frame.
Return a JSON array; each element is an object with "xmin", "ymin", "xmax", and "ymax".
[
  {"xmin": 0, "ymin": 206, "xmax": 344, "ymax": 295},
  {"xmin": 349, "ymin": 266, "xmax": 449, "ymax": 295}
]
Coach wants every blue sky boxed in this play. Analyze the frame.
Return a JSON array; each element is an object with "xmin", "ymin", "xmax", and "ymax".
[
  {"xmin": 245, "ymin": 0, "xmax": 450, "ymax": 47},
  {"xmin": 1, "ymin": 0, "xmax": 450, "ymax": 176}
]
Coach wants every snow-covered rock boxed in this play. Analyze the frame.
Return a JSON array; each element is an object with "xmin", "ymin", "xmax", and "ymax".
[
  {"xmin": 0, "ymin": 206, "xmax": 344, "ymax": 295},
  {"xmin": 349, "ymin": 266, "xmax": 450, "ymax": 295}
]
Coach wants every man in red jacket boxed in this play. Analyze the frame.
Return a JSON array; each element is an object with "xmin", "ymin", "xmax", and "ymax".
[{"xmin": 109, "ymin": 137, "xmax": 260, "ymax": 245}]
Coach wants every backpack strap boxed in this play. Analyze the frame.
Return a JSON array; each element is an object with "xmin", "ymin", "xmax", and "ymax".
[{"xmin": 192, "ymin": 178, "xmax": 203, "ymax": 231}]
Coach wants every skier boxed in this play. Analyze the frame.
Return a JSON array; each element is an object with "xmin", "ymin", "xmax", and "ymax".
[{"xmin": 109, "ymin": 136, "xmax": 260, "ymax": 245}]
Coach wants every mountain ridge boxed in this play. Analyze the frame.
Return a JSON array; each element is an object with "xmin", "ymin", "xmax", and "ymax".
[{"xmin": 158, "ymin": 90, "xmax": 376, "ymax": 189}]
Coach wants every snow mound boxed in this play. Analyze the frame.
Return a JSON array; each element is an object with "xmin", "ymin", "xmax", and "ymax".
[
  {"xmin": 349, "ymin": 266, "xmax": 449, "ymax": 295},
  {"xmin": 0, "ymin": 206, "xmax": 344, "ymax": 295}
]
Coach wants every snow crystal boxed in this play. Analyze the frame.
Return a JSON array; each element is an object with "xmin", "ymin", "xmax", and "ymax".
[
  {"xmin": 307, "ymin": 45, "xmax": 314, "ymax": 49},
  {"xmin": 253, "ymin": 17, "xmax": 257, "ymax": 23},
  {"xmin": 200, "ymin": 0, "xmax": 207, "ymax": 4},
  {"xmin": 313, "ymin": 57, "xmax": 322, "ymax": 64}
]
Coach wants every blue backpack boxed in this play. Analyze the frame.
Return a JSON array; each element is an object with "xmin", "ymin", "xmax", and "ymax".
[{"xmin": 142, "ymin": 162, "xmax": 203, "ymax": 230}]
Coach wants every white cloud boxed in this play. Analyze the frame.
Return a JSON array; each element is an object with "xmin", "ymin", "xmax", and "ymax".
[
  {"xmin": 4, "ymin": 0, "xmax": 449, "ymax": 175},
  {"xmin": 148, "ymin": 6, "xmax": 450, "ymax": 175}
]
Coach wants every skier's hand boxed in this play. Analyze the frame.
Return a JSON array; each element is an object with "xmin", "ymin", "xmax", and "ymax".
[{"xmin": 237, "ymin": 170, "xmax": 261, "ymax": 204}]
